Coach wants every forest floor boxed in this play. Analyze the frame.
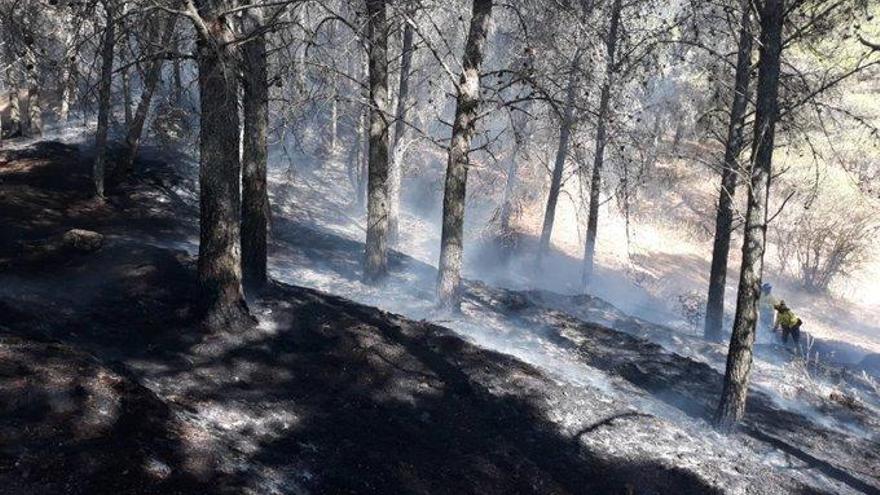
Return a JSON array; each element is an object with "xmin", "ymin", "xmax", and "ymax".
[{"xmin": 0, "ymin": 137, "xmax": 878, "ymax": 494}]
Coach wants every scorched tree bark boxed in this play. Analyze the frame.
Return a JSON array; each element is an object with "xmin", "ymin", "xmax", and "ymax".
[
  {"xmin": 388, "ymin": 18, "xmax": 415, "ymax": 245},
  {"xmin": 703, "ymin": 0, "xmax": 753, "ymax": 342},
  {"xmin": 715, "ymin": 0, "xmax": 784, "ymax": 433},
  {"xmin": 121, "ymin": 16, "xmax": 177, "ymax": 174},
  {"xmin": 363, "ymin": 0, "xmax": 391, "ymax": 283},
  {"xmin": 193, "ymin": 0, "xmax": 251, "ymax": 329},
  {"xmin": 536, "ymin": 49, "xmax": 581, "ymax": 268},
  {"xmin": 93, "ymin": 1, "xmax": 115, "ymax": 199},
  {"xmin": 582, "ymin": 0, "xmax": 622, "ymax": 288},
  {"xmin": 241, "ymin": 8, "xmax": 270, "ymax": 294}
]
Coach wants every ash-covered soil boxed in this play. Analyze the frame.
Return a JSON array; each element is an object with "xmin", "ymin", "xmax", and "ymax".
[
  {"xmin": 0, "ymin": 334, "xmax": 225, "ymax": 495},
  {"xmin": 1, "ymin": 139, "xmax": 878, "ymax": 494}
]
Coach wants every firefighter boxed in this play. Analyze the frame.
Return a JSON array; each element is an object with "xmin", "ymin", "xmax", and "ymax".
[{"xmin": 773, "ymin": 300, "xmax": 803, "ymax": 348}]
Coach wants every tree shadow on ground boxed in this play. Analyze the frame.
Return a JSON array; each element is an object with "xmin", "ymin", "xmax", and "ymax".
[
  {"xmin": 526, "ymin": 310, "xmax": 880, "ymax": 494},
  {"xmin": 160, "ymin": 282, "xmax": 724, "ymax": 494},
  {"xmin": 0, "ymin": 140, "xmax": 195, "ymax": 264},
  {"xmin": 0, "ymin": 334, "xmax": 223, "ymax": 495}
]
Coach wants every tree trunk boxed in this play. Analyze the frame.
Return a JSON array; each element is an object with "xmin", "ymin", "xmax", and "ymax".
[
  {"xmin": 59, "ymin": 41, "xmax": 76, "ymax": 123},
  {"xmin": 499, "ymin": 98, "xmax": 531, "ymax": 250},
  {"xmin": 195, "ymin": 7, "xmax": 250, "ymax": 329},
  {"xmin": 715, "ymin": 0, "xmax": 784, "ymax": 433},
  {"xmin": 363, "ymin": 0, "xmax": 391, "ymax": 282},
  {"xmin": 122, "ymin": 17, "xmax": 177, "ymax": 173},
  {"xmin": 119, "ymin": 23, "xmax": 133, "ymax": 129},
  {"xmin": 536, "ymin": 50, "xmax": 580, "ymax": 268},
  {"xmin": 436, "ymin": 0, "xmax": 493, "ymax": 310},
  {"xmin": 500, "ymin": 50, "xmax": 536, "ymax": 243},
  {"xmin": 703, "ymin": 0, "xmax": 753, "ymax": 342},
  {"xmin": 671, "ymin": 119, "xmax": 684, "ymax": 154},
  {"xmin": 294, "ymin": 7, "xmax": 307, "ymax": 94},
  {"xmin": 327, "ymin": 30, "xmax": 339, "ymax": 159},
  {"xmin": 498, "ymin": 139, "xmax": 520, "ymax": 239},
  {"xmin": 351, "ymin": 105, "xmax": 368, "ymax": 210},
  {"xmin": 329, "ymin": 80, "xmax": 338, "ymax": 154},
  {"xmin": 93, "ymin": 4, "xmax": 115, "ymax": 199},
  {"xmin": 582, "ymin": 0, "xmax": 622, "ymax": 288},
  {"xmin": 9, "ymin": 84, "xmax": 22, "ymax": 137},
  {"xmin": 23, "ymin": 49, "xmax": 42, "ymax": 137},
  {"xmin": 388, "ymin": 19, "xmax": 415, "ymax": 245},
  {"xmin": 121, "ymin": 67, "xmax": 132, "ymax": 129},
  {"xmin": 25, "ymin": 84, "xmax": 42, "ymax": 137},
  {"xmin": 241, "ymin": 10, "xmax": 270, "ymax": 294},
  {"xmin": 352, "ymin": 54, "xmax": 369, "ymax": 212},
  {"xmin": 646, "ymin": 112, "xmax": 662, "ymax": 170},
  {"xmin": 17, "ymin": 85, "xmax": 29, "ymax": 137},
  {"xmin": 172, "ymin": 34, "xmax": 183, "ymax": 104}
]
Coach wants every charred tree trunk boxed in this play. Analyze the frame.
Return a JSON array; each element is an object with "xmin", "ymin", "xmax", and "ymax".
[
  {"xmin": 363, "ymin": 0, "xmax": 391, "ymax": 282},
  {"xmin": 122, "ymin": 17, "xmax": 177, "ymax": 173},
  {"xmin": 241, "ymin": 10, "xmax": 270, "ymax": 294},
  {"xmin": 715, "ymin": 0, "xmax": 784, "ymax": 433},
  {"xmin": 582, "ymin": 0, "xmax": 622, "ymax": 288},
  {"xmin": 93, "ymin": 3, "xmax": 115, "ymax": 199},
  {"xmin": 703, "ymin": 0, "xmax": 753, "ymax": 342},
  {"xmin": 194, "ymin": 5, "xmax": 250, "ymax": 329},
  {"xmin": 388, "ymin": 19, "xmax": 415, "ymax": 245},
  {"xmin": 436, "ymin": 0, "xmax": 493, "ymax": 310},
  {"xmin": 536, "ymin": 51, "xmax": 580, "ymax": 268}
]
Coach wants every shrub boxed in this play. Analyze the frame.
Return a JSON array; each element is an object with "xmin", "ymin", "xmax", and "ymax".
[
  {"xmin": 774, "ymin": 201, "xmax": 879, "ymax": 293},
  {"xmin": 676, "ymin": 290, "xmax": 705, "ymax": 332},
  {"xmin": 150, "ymin": 102, "xmax": 194, "ymax": 151}
]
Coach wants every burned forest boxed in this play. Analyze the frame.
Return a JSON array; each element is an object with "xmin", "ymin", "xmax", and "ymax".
[{"xmin": 2, "ymin": 0, "xmax": 880, "ymax": 493}]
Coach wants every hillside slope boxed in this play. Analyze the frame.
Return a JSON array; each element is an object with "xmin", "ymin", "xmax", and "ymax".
[{"xmin": 0, "ymin": 138, "xmax": 878, "ymax": 494}]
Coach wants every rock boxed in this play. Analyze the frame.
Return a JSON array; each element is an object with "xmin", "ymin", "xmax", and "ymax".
[
  {"xmin": 829, "ymin": 390, "xmax": 863, "ymax": 411},
  {"xmin": 60, "ymin": 229, "xmax": 103, "ymax": 252},
  {"xmin": 499, "ymin": 291, "xmax": 529, "ymax": 311},
  {"xmin": 17, "ymin": 229, "xmax": 104, "ymax": 264}
]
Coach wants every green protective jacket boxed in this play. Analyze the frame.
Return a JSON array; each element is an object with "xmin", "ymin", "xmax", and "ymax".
[{"xmin": 776, "ymin": 308, "xmax": 800, "ymax": 329}]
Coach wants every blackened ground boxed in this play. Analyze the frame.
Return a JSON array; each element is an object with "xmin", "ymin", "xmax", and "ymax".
[
  {"xmin": 0, "ymin": 334, "xmax": 222, "ymax": 495},
  {"xmin": 0, "ymin": 141, "xmax": 731, "ymax": 493},
  {"xmin": 509, "ymin": 301, "xmax": 880, "ymax": 493}
]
